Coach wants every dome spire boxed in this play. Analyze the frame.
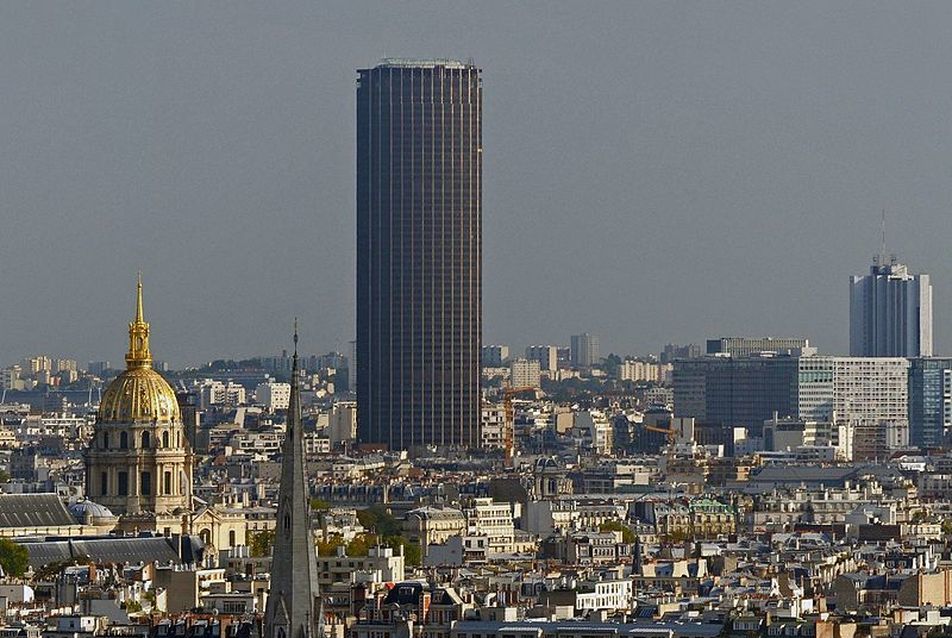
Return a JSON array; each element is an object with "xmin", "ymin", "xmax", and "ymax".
[
  {"xmin": 135, "ymin": 271, "xmax": 145, "ymax": 323},
  {"xmin": 126, "ymin": 273, "xmax": 152, "ymax": 369}
]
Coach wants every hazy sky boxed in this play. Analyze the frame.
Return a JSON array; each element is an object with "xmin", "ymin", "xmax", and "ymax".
[{"xmin": 2, "ymin": 2, "xmax": 951, "ymax": 367}]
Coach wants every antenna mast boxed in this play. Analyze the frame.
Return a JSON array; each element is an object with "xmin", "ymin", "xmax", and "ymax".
[{"xmin": 880, "ymin": 209, "xmax": 886, "ymax": 263}]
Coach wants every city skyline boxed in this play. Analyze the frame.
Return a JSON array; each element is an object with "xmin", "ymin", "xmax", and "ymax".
[{"xmin": 3, "ymin": 3, "xmax": 952, "ymax": 365}]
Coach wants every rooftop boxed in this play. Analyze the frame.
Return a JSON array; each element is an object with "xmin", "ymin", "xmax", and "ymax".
[
  {"xmin": 0, "ymin": 493, "xmax": 76, "ymax": 529},
  {"xmin": 374, "ymin": 58, "xmax": 473, "ymax": 69}
]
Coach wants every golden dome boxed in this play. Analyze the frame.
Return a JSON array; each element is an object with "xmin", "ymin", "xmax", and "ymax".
[
  {"xmin": 98, "ymin": 366, "xmax": 180, "ymax": 423},
  {"xmin": 97, "ymin": 276, "xmax": 180, "ymax": 424}
]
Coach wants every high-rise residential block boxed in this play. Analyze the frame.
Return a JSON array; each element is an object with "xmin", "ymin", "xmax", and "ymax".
[
  {"xmin": 570, "ymin": 333, "xmax": 599, "ymax": 368},
  {"xmin": 255, "ymin": 381, "xmax": 291, "ymax": 412},
  {"xmin": 525, "ymin": 345, "xmax": 558, "ymax": 371},
  {"xmin": 850, "ymin": 254, "xmax": 933, "ymax": 357},
  {"xmin": 660, "ymin": 343, "xmax": 701, "ymax": 364},
  {"xmin": 800, "ymin": 356, "xmax": 909, "ymax": 460},
  {"xmin": 482, "ymin": 345, "xmax": 510, "ymax": 367},
  {"xmin": 510, "ymin": 358, "xmax": 541, "ymax": 388},
  {"xmin": 356, "ymin": 59, "xmax": 482, "ymax": 450},
  {"xmin": 617, "ymin": 359, "xmax": 669, "ymax": 383}
]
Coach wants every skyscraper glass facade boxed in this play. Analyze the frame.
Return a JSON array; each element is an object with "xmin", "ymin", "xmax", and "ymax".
[
  {"xmin": 909, "ymin": 358, "xmax": 952, "ymax": 449},
  {"xmin": 356, "ymin": 60, "xmax": 482, "ymax": 450}
]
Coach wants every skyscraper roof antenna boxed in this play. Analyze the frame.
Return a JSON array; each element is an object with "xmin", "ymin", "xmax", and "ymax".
[
  {"xmin": 881, "ymin": 208, "xmax": 887, "ymax": 262},
  {"xmin": 293, "ymin": 317, "xmax": 299, "ymax": 358}
]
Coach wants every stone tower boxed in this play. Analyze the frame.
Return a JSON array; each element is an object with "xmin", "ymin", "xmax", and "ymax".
[{"xmin": 263, "ymin": 327, "xmax": 321, "ymax": 637}]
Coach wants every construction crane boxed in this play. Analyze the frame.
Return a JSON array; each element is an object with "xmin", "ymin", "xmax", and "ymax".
[
  {"xmin": 642, "ymin": 423, "xmax": 677, "ymax": 444},
  {"xmin": 503, "ymin": 386, "xmax": 537, "ymax": 465}
]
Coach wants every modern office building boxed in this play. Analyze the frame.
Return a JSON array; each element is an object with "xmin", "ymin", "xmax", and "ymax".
[
  {"xmin": 673, "ymin": 354, "xmax": 909, "ymax": 456},
  {"xmin": 356, "ymin": 59, "xmax": 482, "ymax": 450},
  {"xmin": 570, "ymin": 333, "xmax": 600, "ymax": 368},
  {"xmin": 908, "ymin": 358, "xmax": 952, "ymax": 449},
  {"xmin": 706, "ymin": 337, "xmax": 812, "ymax": 357},
  {"xmin": 850, "ymin": 253, "xmax": 933, "ymax": 357},
  {"xmin": 672, "ymin": 355, "xmax": 799, "ymax": 433}
]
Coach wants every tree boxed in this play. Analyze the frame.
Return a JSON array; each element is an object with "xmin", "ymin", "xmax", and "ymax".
[
  {"xmin": 603, "ymin": 353, "xmax": 623, "ymax": 376},
  {"xmin": 310, "ymin": 498, "xmax": 332, "ymax": 511},
  {"xmin": 386, "ymin": 536, "xmax": 422, "ymax": 566},
  {"xmin": 346, "ymin": 533, "xmax": 375, "ymax": 556},
  {"xmin": 357, "ymin": 505, "xmax": 402, "ymax": 537},
  {"xmin": 599, "ymin": 520, "xmax": 636, "ymax": 544},
  {"xmin": 317, "ymin": 535, "xmax": 345, "ymax": 556},
  {"xmin": 248, "ymin": 529, "xmax": 275, "ymax": 557},
  {"xmin": 0, "ymin": 538, "xmax": 29, "ymax": 577}
]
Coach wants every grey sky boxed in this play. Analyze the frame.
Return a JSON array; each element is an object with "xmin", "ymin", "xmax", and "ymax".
[{"xmin": 1, "ymin": 2, "xmax": 950, "ymax": 366}]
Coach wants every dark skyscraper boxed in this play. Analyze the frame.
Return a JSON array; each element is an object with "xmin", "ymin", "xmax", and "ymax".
[{"xmin": 356, "ymin": 59, "xmax": 482, "ymax": 450}]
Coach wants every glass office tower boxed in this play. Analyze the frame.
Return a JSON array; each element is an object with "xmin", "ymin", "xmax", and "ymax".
[
  {"xmin": 909, "ymin": 358, "xmax": 952, "ymax": 449},
  {"xmin": 356, "ymin": 59, "xmax": 482, "ymax": 450}
]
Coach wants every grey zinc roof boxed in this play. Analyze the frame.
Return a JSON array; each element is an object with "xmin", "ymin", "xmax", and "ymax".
[
  {"xmin": 451, "ymin": 620, "xmax": 724, "ymax": 638},
  {"xmin": 747, "ymin": 465, "xmax": 863, "ymax": 487},
  {"xmin": 21, "ymin": 536, "xmax": 184, "ymax": 569},
  {"xmin": 0, "ymin": 493, "xmax": 75, "ymax": 528}
]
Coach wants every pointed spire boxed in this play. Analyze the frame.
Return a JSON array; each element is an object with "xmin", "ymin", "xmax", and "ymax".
[
  {"xmin": 288, "ymin": 319, "xmax": 301, "ymax": 435},
  {"xmin": 264, "ymin": 324, "xmax": 320, "ymax": 637},
  {"xmin": 135, "ymin": 271, "xmax": 145, "ymax": 323},
  {"xmin": 125, "ymin": 274, "xmax": 152, "ymax": 370},
  {"xmin": 293, "ymin": 317, "xmax": 299, "ymax": 367}
]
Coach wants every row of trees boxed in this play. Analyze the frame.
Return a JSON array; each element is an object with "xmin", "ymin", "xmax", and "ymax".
[{"xmin": 247, "ymin": 503, "xmax": 423, "ymax": 566}]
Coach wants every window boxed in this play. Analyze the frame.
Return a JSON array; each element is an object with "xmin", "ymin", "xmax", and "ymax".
[
  {"xmin": 102, "ymin": 432, "xmax": 110, "ymax": 448},
  {"xmin": 163, "ymin": 431, "xmax": 170, "ymax": 448},
  {"xmin": 141, "ymin": 471, "xmax": 152, "ymax": 496},
  {"xmin": 118, "ymin": 471, "xmax": 129, "ymax": 496},
  {"xmin": 119, "ymin": 431, "xmax": 128, "ymax": 449},
  {"xmin": 229, "ymin": 530, "xmax": 236, "ymax": 546},
  {"xmin": 164, "ymin": 471, "xmax": 172, "ymax": 495},
  {"xmin": 142, "ymin": 431, "xmax": 151, "ymax": 448},
  {"xmin": 100, "ymin": 472, "xmax": 108, "ymax": 495}
]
